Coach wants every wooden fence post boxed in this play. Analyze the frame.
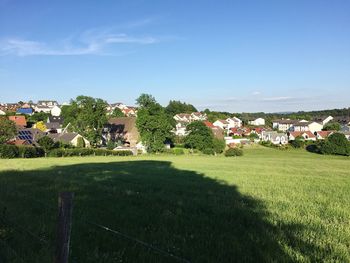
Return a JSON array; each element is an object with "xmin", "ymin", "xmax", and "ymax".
[{"xmin": 55, "ymin": 192, "xmax": 74, "ymax": 263}]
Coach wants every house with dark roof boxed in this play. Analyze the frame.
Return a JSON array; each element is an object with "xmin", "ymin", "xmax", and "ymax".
[
  {"xmin": 104, "ymin": 117, "xmax": 140, "ymax": 147},
  {"xmin": 12, "ymin": 128, "xmax": 46, "ymax": 146},
  {"xmin": 48, "ymin": 133, "xmax": 90, "ymax": 147},
  {"xmin": 48, "ymin": 116, "xmax": 64, "ymax": 125}
]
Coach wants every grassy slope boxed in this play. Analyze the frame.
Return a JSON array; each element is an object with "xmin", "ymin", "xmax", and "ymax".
[{"xmin": 0, "ymin": 146, "xmax": 349, "ymax": 262}]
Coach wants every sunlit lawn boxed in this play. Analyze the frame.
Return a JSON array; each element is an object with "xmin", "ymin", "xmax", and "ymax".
[{"xmin": 0, "ymin": 146, "xmax": 349, "ymax": 262}]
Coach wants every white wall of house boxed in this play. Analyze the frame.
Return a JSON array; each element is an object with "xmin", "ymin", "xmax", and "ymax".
[
  {"xmin": 213, "ymin": 120, "xmax": 228, "ymax": 129},
  {"xmin": 308, "ymin": 122, "xmax": 323, "ymax": 133},
  {"xmin": 293, "ymin": 125, "xmax": 309, "ymax": 132},
  {"xmin": 0, "ymin": 110, "xmax": 5, "ymax": 115},
  {"xmin": 34, "ymin": 106, "xmax": 52, "ymax": 113},
  {"xmin": 249, "ymin": 118, "xmax": 265, "ymax": 126},
  {"xmin": 322, "ymin": 116, "xmax": 333, "ymax": 125},
  {"xmin": 226, "ymin": 117, "xmax": 242, "ymax": 128},
  {"xmin": 71, "ymin": 135, "xmax": 91, "ymax": 147},
  {"xmin": 51, "ymin": 106, "xmax": 61, "ymax": 116}
]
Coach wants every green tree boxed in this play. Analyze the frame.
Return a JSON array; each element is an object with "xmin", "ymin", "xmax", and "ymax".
[
  {"xmin": 322, "ymin": 122, "xmax": 341, "ymax": 131},
  {"xmin": 61, "ymin": 96, "xmax": 108, "ymax": 146},
  {"xmin": 319, "ymin": 133, "xmax": 350, "ymax": 156},
  {"xmin": 37, "ymin": 136, "xmax": 58, "ymax": 156},
  {"xmin": 110, "ymin": 108, "xmax": 125, "ymax": 118},
  {"xmin": 136, "ymin": 94, "xmax": 173, "ymax": 153},
  {"xmin": 0, "ymin": 117, "xmax": 17, "ymax": 144},
  {"xmin": 212, "ymin": 138, "xmax": 226, "ymax": 154},
  {"xmin": 136, "ymin": 94, "xmax": 157, "ymax": 108},
  {"xmin": 27, "ymin": 112, "xmax": 50, "ymax": 123},
  {"xmin": 76, "ymin": 137, "xmax": 86, "ymax": 148},
  {"xmin": 184, "ymin": 121, "xmax": 214, "ymax": 151},
  {"xmin": 165, "ymin": 100, "xmax": 198, "ymax": 116}
]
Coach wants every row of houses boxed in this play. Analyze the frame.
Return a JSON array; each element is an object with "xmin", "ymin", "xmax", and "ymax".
[
  {"xmin": 0, "ymin": 101, "xmax": 138, "ymax": 118},
  {"xmin": 272, "ymin": 116, "xmax": 333, "ymax": 133}
]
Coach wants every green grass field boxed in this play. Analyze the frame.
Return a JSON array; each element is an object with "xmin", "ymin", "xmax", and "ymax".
[{"xmin": 0, "ymin": 146, "xmax": 349, "ymax": 262}]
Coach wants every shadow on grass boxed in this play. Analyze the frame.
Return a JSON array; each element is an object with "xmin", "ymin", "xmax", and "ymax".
[{"xmin": 0, "ymin": 160, "xmax": 323, "ymax": 262}]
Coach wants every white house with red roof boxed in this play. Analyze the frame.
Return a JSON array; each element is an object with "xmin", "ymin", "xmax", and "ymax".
[
  {"xmin": 289, "ymin": 131, "xmax": 316, "ymax": 141},
  {"xmin": 213, "ymin": 119, "xmax": 229, "ymax": 129},
  {"xmin": 226, "ymin": 117, "xmax": 242, "ymax": 128}
]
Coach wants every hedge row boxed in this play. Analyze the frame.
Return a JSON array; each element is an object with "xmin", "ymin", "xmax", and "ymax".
[
  {"xmin": 0, "ymin": 144, "xmax": 133, "ymax": 159},
  {"xmin": 47, "ymin": 148, "xmax": 133, "ymax": 157},
  {"xmin": 0, "ymin": 145, "xmax": 45, "ymax": 158}
]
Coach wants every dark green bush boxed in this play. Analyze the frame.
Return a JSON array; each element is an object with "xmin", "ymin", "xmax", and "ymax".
[
  {"xmin": 319, "ymin": 133, "xmax": 350, "ymax": 156},
  {"xmin": 18, "ymin": 146, "xmax": 38, "ymax": 158},
  {"xmin": 225, "ymin": 148, "xmax": 243, "ymax": 157},
  {"xmin": 202, "ymin": 148, "xmax": 215, "ymax": 155},
  {"xmin": 289, "ymin": 139, "xmax": 305, "ymax": 148},
  {"xmin": 48, "ymin": 148, "xmax": 65, "ymax": 157},
  {"xmin": 0, "ymin": 144, "xmax": 19, "ymax": 158},
  {"xmin": 172, "ymin": 148, "xmax": 185, "ymax": 155}
]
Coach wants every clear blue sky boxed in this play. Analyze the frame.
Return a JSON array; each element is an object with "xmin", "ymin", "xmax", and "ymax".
[{"xmin": 1, "ymin": 0, "xmax": 349, "ymax": 112}]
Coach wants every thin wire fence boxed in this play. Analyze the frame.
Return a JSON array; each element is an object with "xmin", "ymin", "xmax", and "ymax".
[{"xmin": 0, "ymin": 188, "xmax": 191, "ymax": 263}]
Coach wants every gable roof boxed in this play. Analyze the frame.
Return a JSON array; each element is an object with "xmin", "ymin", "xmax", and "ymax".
[
  {"xmin": 16, "ymin": 128, "xmax": 46, "ymax": 145},
  {"xmin": 8, "ymin": 116, "xmax": 27, "ymax": 127},
  {"xmin": 203, "ymin": 121, "xmax": 215, "ymax": 128},
  {"xmin": 290, "ymin": 131, "xmax": 316, "ymax": 139},
  {"xmin": 48, "ymin": 132, "xmax": 79, "ymax": 143},
  {"xmin": 48, "ymin": 116, "xmax": 64, "ymax": 124}
]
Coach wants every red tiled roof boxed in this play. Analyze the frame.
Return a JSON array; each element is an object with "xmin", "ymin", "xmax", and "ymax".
[
  {"xmin": 203, "ymin": 121, "xmax": 214, "ymax": 128},
  {"xmin": 290, "ymin": 131, "xmax": 316, "ymax": 138},
  {"xmin": 317, "ymin": 131, "xmax": 333, "ymax": 138},
  {"xmin": 8, "ymin": 116, "xmax": 27, "ymax": 127}
]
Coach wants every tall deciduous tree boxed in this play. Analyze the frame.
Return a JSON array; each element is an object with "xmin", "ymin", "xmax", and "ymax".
[
  {"xmin": 61, "ymin": 96, "xmax": 108, "ymax": 146},
  {"xmin": 136, "ymin": 94, "xmax": 173, "ymax": 153},
  {"xmin": 184, "ymin": 121, "xmax": 214, "ymax": 151},
  {"xmin": 109, "ymin": 108, "xmax": 125, "ymax": 118},
  {"xmin": 0, "ymin": 117, "xmax": 17, "ymax": 144},
  {"xmin": 165, "ymin": 100, "xmax": 198, "ymax": 116}
]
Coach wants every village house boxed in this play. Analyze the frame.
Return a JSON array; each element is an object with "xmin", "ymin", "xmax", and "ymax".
[
  {"xmin": 262, "ymin": 131, "xmax": 288, "ymax": 145},
  {"xmin": 288, "ymin": 131, "xmax": 316, "ymax": 141},
  {"xmin": 190, "ymin": 112, "xmax": 207, "ymax": 121},
  {"xmin": 10, "ymin": 128, "xmax": 46, "ymax": 146},
  {"xmin": 174, "ymin": 122, "xmax": 188, "ymax": 136},
  {"xmin": 48, "ymin": 133, "xmax": 90, "ymax": 147},
  {"xmin": 248, "ymin": 117, "xmax": 265, "ymax": 126},
  {"xmin": 50, "ymin": 105, "xmax": 62, "ymax": 116},
  {"xmin": 103, "ymin": 117, "xmax": 140, "ymax": 147},
  {"xmin": 0, "ymin": 109, "xmax": 6, "ymax": 115},
  {"xmin": 213, "ymin": 119, "xmax": 229, "ymax": 130},
  {"xmin": 34, "ymin": 100, "xmax": 60, "ymax": 114},
  {"xmin": 8, "ymin": 116, "xmax": 27, "ymax": 127},
  {"xmin": 16, "ymin": 107, "xmax": 33, "ymax": 115},
  {"xmin": 226, "ymin": 117, "xmax": 242, "ymax": 128},
  {"xmin": 203, "ymin": 121, "xmax": 224, "ymax": 139},
  {"xmin": 174, "ymin": 113, "xmax": 191, "ymax": 123},
  {"xmin": 315, "ymin": 131, "xmax": 334, "ymax": 140},
  {"xmin": 272, "ymin": 119, "xmax": 297, "ymax": 132}
]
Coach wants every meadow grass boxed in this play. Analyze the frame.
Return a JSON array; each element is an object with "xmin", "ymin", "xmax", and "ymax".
[{"xmin": 0, "ymin": 146, "xmax": 349, "ymax": 262}]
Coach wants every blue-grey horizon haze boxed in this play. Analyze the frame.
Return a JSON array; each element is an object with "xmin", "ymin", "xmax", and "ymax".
[{"xmin": 0, "ymin": 0, "xmax": 349, "ymax": 113}]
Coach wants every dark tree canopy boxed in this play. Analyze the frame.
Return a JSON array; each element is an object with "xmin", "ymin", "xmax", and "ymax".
[
  {"xmin": 322, "ymin": 122, "xmax": 341, "ymax": 131},
  {"xmin": 61, "ymin": 96, "xmax": 108, "ymax": 146},
  {"xmin": 184, "ymin": 121, "xmax": 214, "ymax": 151},
  {"xmin": 136, "ymin": 94, "xmax": 157, "ymax": 108},
  {"xmin": 136, "ymin": 94, "xmax": 173, "ymax": 153},
  {"xmin": 165, "ymin": 100, "xmax": 198, "ymax": 116},
  {"xmin": 109, "ymin": 108, "xmax": 125, "ymax": 118},
  {"xmin": 0, "ymin": 117, "xmax": 17, "ymax": 144}
]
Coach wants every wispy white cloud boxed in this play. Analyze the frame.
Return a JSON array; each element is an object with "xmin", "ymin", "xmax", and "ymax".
[
  {"xmin": 0, "ymin": 28, "xmax": 160, "ymax": 56},
  {"xmin": 261, "ymin": 96, "xmax": 294, "ymax": 102},
  {"xmin": 252, "ymin": 91, "xmax": 261, "ymax": 96}
]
